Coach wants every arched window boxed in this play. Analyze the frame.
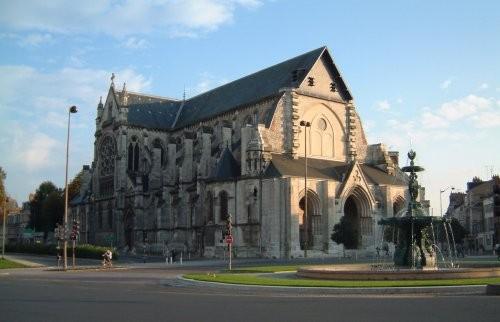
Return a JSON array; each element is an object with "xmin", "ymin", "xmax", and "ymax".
[
  {"xmin": 310, "ymin": 116, "xmax": 334, "ymax": 158},
  {"xmin": 128, "ymin": 136, "xmax": 140, "ymax": 172},
  {"xmin": 134, "ymin": 144, "xmax": 139, "ymax": 171},
  {"xmin": 107, "ymin": 103, "xmax": 113, "ymax": 120},
  {"xmin": 219, "ymin": 190, "xmax": 229, "ymax": 222},
  {"xmin": 206, "ymin": 192, "xmax": 214, "ymax": 224},
  {"xmin": 153, "ymin": 139, "xmax": 165, "ymax": 168},
  {"xmin": 99, "ymin": 136, "xmax": 116, "ymax": 196}
]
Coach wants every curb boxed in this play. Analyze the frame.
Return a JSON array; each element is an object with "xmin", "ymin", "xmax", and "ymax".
[{"xmin": 178, "ymin": 276, "xmax": 486, "ymax": 295}]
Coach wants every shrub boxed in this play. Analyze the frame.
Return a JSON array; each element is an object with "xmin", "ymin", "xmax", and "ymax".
[{"xmin": 6, "ymin": 243, "xmax": 118, "ymax": 260}]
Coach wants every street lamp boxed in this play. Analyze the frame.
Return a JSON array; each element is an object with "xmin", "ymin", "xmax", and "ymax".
[
  {"xmin": 2, "ymin": 197, "xmax": 9, "ymax": 259},
  {"xmin": 299, "ymin": 120, "xmax": 311, "ymax": 257},
  {"xmin": 63, "ymin": 105, "xmax": 78, "ymax": 270},
  {"xmin": 439, "ymin": 186, "xmax": 455, "ymax": 217}
]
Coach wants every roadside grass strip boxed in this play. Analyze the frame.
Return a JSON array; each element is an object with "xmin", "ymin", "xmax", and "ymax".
[
  {"xmin": 0, "ymin": 258, "xmax": 28, "ymax": 269},
  {"xmin": 184, "ymin": 273, "xmax": 500, "ymax": 288}
]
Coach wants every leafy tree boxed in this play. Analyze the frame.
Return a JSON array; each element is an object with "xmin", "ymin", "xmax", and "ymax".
[
  {"xmin": 29, "ymin": 181, "xmax": 63, "ymax": 236},
  {"xmin": 65, "ymin": 170, "xmax": 83, "ymax": 202},
  {"xmin": 331, "ymin": 216, "xmax": 358, "ymax": 249}
]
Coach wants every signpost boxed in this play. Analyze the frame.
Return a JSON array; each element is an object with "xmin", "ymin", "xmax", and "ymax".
[{"xmin": 70, "ymin": 220, "xmax": 80, "ymax": 268}]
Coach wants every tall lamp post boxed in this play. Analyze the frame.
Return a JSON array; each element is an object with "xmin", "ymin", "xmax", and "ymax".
[
  {"xmin": 63, "ymin": 105, "xmax": 78, "ymax": 270},
  {"xmin": 439, "ymin": 186, "xmax": 455, "ymax": 217},
  {"xmin": 2, "ymin": 197, "xmax": 8, "ymax": 259},
  {"xmin": 299, "ymin": 120, "xmax": 311, "ymax": 257}
]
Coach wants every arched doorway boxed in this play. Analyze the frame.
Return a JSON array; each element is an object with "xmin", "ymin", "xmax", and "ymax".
[
  {"xmin": 123, "ymin": 209, "xmax": 135, "ymax": 251},
  {"xmin": 341, "ymin": 187, "xmax": 373, "ymax": 249},
  {"xmin": 298, "ymin": 191, "xmax": 321, "ymax": 250},
  {"xmin": 343, "ymin": 196, "xmax": 360, "ymax": 249}
]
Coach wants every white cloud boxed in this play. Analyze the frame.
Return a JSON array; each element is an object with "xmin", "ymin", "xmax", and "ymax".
[
  {"xmin": 8, "ymin": 128, "xmax": 60, "ymax": 171},
  {"xmin": 0, "ymin": 0, "xmax": 262, "ymax": 38},
  {"xmin": 122, "ymin": 37, "xmax": 149, "ymax": 49},
  {"xmin": 478, "ymin": 83, "xmax": 489, "ymax": 91},
  {"xmin": 438, "ymin": 94, "xmax": 492, "ymax": 121},
  {"xmin": 0, "ymin": 32, "xmax": 54, "ymax": 46},
  {"xmin": 376, "ymin": 100, "xmax": 391, "ymax": 111},
  {"xmin": 471, "ymin": 111, "xmax": 500, "ymax": 128},
  {"xmin": 421, "ymin": 112, "xmax": 449, "ymax": 129},
  {"xmin": 189, "ymin": 72, "xmax": 228, "ymax": 96},
  {"xmin": 18, "ymin": 33, "xmax": 54, "ymax": 46},
  {"xmin": 440, "ymin": 78, "xmax": 452, "ymax": 89}
]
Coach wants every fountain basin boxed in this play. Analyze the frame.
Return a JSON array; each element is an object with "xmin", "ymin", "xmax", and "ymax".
[{"xmin": 297, "ymin": 265, "xmax": 500, "ymax": 280}]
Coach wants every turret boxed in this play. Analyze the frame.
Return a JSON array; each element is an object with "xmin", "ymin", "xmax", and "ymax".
[{"xmin": 96, "ymin": 96, "xmax": 103, "ymax": 124}]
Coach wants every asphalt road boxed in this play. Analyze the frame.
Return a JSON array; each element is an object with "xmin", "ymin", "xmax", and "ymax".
[{"xmin": 1, "ymin": 266, "xmax": 499, "ymax": 322}]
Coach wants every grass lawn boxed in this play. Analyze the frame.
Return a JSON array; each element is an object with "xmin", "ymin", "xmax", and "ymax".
[
  {"xmin": 184, "ymin": 272, "xmax": 500, "ymax": 288},
  {"xmin": 0, "ymin": 258, "xmax": 28, "ymax": 269},
  {"xmin": 224, "ymin": 265, "xmax": 309, "ymax": 273}
]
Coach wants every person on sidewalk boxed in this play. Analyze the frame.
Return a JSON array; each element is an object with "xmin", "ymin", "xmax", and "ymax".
[{"xmin": 102, "ymin": 249, "xmax": 113, "ymax": 267}]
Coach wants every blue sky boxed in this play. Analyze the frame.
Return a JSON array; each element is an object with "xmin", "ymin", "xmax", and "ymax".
[{"xmin": 0, "ymin": 0, "xmax": 499, "ymax": 214}]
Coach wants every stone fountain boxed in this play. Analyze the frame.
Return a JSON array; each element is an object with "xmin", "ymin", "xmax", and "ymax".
[
  {"xmin": 378, "ymin": 150, "xmax": 440, "ymax": 269},
  {"xmin": 296, "ymin": 150, "xmax": 500, "ymax": 280}
]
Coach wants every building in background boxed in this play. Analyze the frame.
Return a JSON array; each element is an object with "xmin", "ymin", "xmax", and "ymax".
[{"xmin": 447, "ymin": 176, "xmax": 500, "ymax": 253}]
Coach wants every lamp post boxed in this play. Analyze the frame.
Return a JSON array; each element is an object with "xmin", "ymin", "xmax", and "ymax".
[
  {"xmin": 439, "ymin": 186, "xmax": 455, "ymax": 217},
  {"xmin": 63, "ymin": 105, "xmax": 78, "ymax": 270},
  {"xmin": 299, "ymin": 120, "xmax": 311, "ymax": 257},
  {"xmin": 2, "ymin": 197, "xmax": 8, "ymax": 259}
]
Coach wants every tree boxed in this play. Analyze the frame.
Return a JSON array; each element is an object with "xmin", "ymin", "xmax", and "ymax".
[
  {"xmin": 29, "ymin": 181, "xmax": 63, "ymax": 236},
  {"xmin": 65, "ymin": 170, "xmax": 83, "ymax": 202},
  {"xmin": 331, "ymin": 216, "xmax": 358, "ymax": 249}
]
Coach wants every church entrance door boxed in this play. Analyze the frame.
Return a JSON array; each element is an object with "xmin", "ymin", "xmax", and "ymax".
[
  {"xmin": 343, "ymin": 196, "xmax": 360, "ymax": 249},
  {"xmin": 299, "ymin": 196, "xmax": 314, "ymax": 250}
]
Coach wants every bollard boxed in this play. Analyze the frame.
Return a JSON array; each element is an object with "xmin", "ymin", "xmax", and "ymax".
[{"xmin": 180, "ymin": 252, "xmax": 183, "ymax": 265}]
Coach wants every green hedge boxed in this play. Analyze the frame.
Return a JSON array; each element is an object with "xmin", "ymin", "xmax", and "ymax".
[{"xmin": 6, "ymin": 243, "xmax": 118, "ymax": 260}]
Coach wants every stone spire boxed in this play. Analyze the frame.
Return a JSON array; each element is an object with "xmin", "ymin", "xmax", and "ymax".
[
  {"xmin": 122, "ymin": 82, "xmax": 128, "ymax": 106},
  {"xmin": 110, "ymin": 73, "xmax": 115, "ymax": 88},
  {"xmin": 97, "ymin": 96, "xmax": 104, "ymax": 122}
]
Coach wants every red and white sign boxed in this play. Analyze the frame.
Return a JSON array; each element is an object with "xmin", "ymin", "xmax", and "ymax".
[{"xmin": 225, "ymin": 235, "xmax": 233, "ymax": 244}]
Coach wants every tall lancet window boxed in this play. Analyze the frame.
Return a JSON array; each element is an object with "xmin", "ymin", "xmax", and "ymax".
[
  {"xmin": 310, "ymin": 117, "xmax": 334, "ymax": 158},
  {"xmin": 128, "ymin": 136, "xmax": 140, "ymax": 172},
  {"xmin": 99, "ymin": 136, "xmax": 116, "ymax": 196}
]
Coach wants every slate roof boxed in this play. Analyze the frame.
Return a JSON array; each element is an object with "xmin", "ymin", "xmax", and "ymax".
[
  {"xmin": 264, "ymin": 154, "xmax": 406, "ymax": 186},
  {"xmin": 360, "ymin": 164, "xmax": 406, "ymax": 186},
  {"xmin": 212, "ymin": 148, "xmax": 240, "ymax": 180},
  {"xmin": 264, "ymin": 153, "xmax": 346, "ymax": 180},
  {"xmin": 120, "ymin": 46, "xmax": 352, "ymax": 130},
  {"xmin": 174, "ymin": 46, "xmax": 329, "ymax": 128},
  {"xmin": 127, "ymin": 101, "xmax": 182, "ymax": 130}
]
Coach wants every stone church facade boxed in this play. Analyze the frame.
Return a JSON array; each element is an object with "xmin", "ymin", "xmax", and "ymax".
[{"xmin": 70, "ymin": 46, "xmax": 411, "ymax": 258}]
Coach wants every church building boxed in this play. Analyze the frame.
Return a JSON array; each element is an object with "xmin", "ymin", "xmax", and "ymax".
[{"xmin": 70, "ymin": 46, "xmax": 411, "ymax": 258}]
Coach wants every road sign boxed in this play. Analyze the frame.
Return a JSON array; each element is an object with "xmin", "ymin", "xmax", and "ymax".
[{"xmin": 225, "ymin": 235, "xmax": 233, "ymax": 244}]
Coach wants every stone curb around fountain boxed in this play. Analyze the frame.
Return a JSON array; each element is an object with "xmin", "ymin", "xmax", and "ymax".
[{"xmin": 179, "ymin": 275, "xmax": 487, "ymax": 295}]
